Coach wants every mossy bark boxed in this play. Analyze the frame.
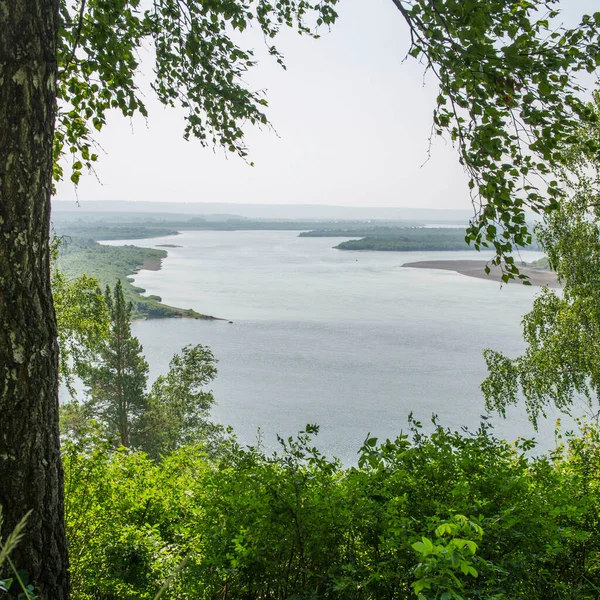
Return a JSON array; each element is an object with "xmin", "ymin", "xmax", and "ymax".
[{"xmin": 0, "ymin": 0, "xmax": 69, "ymax": 598}]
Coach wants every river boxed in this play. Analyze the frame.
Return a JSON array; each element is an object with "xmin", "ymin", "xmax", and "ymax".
[{"xmin": 103, "ymin": 230, "xmax": 567, "ymax": 463}]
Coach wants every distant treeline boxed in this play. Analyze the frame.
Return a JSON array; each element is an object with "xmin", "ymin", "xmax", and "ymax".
[
  {"xmin": 57, "ymin": 224, "xmax": 180, "ymax": 240},
  {"xmin": 299, "ymin": 226, "xmax": 449, "ymax": 238},
  {"xmin": 56, "ymin": 236, "xmax": 208, "ymax": 320},
  {"xmin": 529, "ymin": 256, "xmax": 551, "ymax": 269},
  {"xmin": 52, "ymin": 215, "xmax": 428, "ymax": 241}
]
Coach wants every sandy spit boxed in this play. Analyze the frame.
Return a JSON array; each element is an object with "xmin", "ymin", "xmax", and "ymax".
[{"xmin": 402, "ymin": 260, "xmax": 560, "ymax": 288}]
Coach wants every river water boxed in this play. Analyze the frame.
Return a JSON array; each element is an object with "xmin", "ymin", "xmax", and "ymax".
[{"xmin": 103, "ymin": 230, "xmax": 566, "ymax": 463}]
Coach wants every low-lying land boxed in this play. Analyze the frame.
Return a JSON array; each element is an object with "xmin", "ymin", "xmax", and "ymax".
[
  {"xmin": 299, "ymin": 225, "xmax": 432, "ymax": 238},
  {"xmin": 336, "ymin": 234, "xmax": 468, "ymax": 251},
  {"xmin": 56, "ymin": 236, "xmax": 212, "ymax": 320},
  {"xmin": 53, "ymin": 213, "xmax": 428, "ymax": 240},
  {"xmin": 403, "ymin": 259, "xmax": 560, "ymax": 287}
]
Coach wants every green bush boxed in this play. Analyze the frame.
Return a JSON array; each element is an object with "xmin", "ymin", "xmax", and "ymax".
[{"xmin": 63, "ymin": 420, "xmax": 600, "ymax": 599}]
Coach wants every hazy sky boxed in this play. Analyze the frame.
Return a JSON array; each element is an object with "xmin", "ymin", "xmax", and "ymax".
[{"xmin": 54, "ymin": 0, "xmax": 599, "ymax": 210}]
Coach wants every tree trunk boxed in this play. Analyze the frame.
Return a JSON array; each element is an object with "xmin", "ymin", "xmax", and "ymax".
[{"xmin": 0, "ymin": 0, "xmax": 69, "ymax": 598}]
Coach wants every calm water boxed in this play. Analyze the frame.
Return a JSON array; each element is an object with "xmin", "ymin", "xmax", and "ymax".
[{"xmin": 104, "ymin": 231, "xmax": 566, "ymax": 463}]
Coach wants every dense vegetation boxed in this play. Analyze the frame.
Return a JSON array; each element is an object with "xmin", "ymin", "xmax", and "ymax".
[
  {"xmin": 334, "ymin": 230, "xmax": 542, "ymax": 253},
  {"xmin": 61, "ymin": 418, "xmax": 600, "ymax": 600},
  {"xmin": 335, "ymin": 229, "xmax": 473, "ymax": 252},
  {"xmin": 61, "ymin": 281, "xmax": 224, "ymax": 461},
  {"xmin": 483, "ymin": 99, "xmax": 600, "ymax": 427},
  {"xmin": 52, "ymin": 216, "xmax": 427, "ymax": 241},
  {"xmin": 45, "ymin": 101, "xmax": 600, "ymax": 598},
  {"xmin": 55, "ymin": 237, "xmax": 208, "ymax": 320}
]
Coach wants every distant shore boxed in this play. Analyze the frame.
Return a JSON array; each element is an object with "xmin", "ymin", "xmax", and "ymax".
[
  {"xmin": 133, "ymin": 254, "xmax": 221, "ymax": 320},
  {"xmin": 402, "ymin": 260, "xmax": 560, "ymax": 288}
]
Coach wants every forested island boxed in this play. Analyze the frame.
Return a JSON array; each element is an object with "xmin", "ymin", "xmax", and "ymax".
[
  {"xmin": 331, "ymin": 229, "xmax": 541, "ymax": 252},
  {"xmin": 300, "ymin": 226, "xmax": 541, "ymax": 253},
  {"xmin": 335, "ymin": 233, "xmax": 467, "ymax": 251}
]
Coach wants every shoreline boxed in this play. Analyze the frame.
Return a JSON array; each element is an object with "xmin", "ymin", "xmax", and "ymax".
[
  {"xmin": 132, "ymin": 252, "xmax": 223, "ymax": 321},
  {"xmin": 137, "ymin": 257, "xmax": 163, "ymax": 272},
  {"xmin": 402, "ymin": 260, "xmax": 560, "ymax": 288}
]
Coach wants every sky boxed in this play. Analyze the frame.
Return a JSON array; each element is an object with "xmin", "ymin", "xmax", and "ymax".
[{"xmin": 54, "ymin": 0, "xmax": 599, "ymax": 211}]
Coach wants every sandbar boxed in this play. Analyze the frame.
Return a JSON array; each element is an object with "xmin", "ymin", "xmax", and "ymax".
[
  {"xmin": 402, "ymin": 260, "xmax": 560, "ymax": 288},
  {"xmin": 137, "ymin": 257, "xmax": 163, "ymax": 272}
]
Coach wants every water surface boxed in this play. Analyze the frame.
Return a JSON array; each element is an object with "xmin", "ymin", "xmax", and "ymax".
[{"xmin": 104, "ymin": 231, "xmax": 565, "ymax": 463}]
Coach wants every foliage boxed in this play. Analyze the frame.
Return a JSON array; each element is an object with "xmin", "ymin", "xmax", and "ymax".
[
  {"xmin": 52, "ymin": 240, "xmax": 110, "ymax": 394},
  {"xmin": 483, "ymin": 204, "xmax": 600, "ymax": 426},
  {"xmin": 392, "ymin": 1, "xmax": 600, "ymax": 274},
  {"xmin": 64, "ymin": 288, "xmax": 223, "ymax": 457},
  {"xmin": 78, "ymin": 280, "xmax": 150, "ymax": 448},
  {"xmin": 482, "ymin": 96, "xmax": 600, "ymax": 426},
  {"xmin": 35, "ymin": 2, "xmax": 600, "ymax": 596},
  {"xmin": 411, "ymin": 515, "xmax": 482, "ymax": 600},
  {"xmin": 0, "ymin": 509, "xmax": 37, "ymax": 599},
  {"xmin": 54, "ymin": 0, "xmax": 600, "ymax": 270},
  {"xmin": 136, "ymin": 344, "xmax": 224, "ymax": 460},
  {"xmin": 63, "ymin": 436, "xmax": 186, "ymax": 599},
  {"xmin": 54, "ymin": 0, "xmax": 339, "ymax": 186},
  {"xmin": 62, "ymin": 418, "xmax": 600, "ymax": 599}
]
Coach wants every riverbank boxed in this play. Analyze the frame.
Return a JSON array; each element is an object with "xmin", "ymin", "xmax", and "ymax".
[
  {"xmin": 57, "ymin": 237, "xmax": 219, "ymax": 320},
  {"xmin": 130, "ymin": 254, "xmax": 219, "ymax": 320},
  {"xmin": 402, "ymin": 259, "xmax": 560, "ymax": 287}
]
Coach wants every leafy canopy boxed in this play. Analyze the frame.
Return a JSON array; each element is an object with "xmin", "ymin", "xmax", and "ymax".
[
  {"xmin": 391, "ymin": 0, "xmax": 600, "ymax": 273},
  {"xmin": 63, "ymin": 283, "xmax": 223, "ymax": 457},
  {"xmin": 51, "ymin": 238, "xmax": 110, "ymax": 395},
  {"xmin": 482, "ymin": 94, "xmax": 600, "ymax": 426},
  {"xmin": 136, "ymin": 344, "xmax": 224, "ymax": 460},
  {"xmin": 55, "ymin": 0, "xmax": 339, "ymax": 185}
]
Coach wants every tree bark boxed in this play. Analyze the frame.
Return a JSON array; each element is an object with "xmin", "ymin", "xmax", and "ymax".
[{"xmin": 0, "ymin": 0, "xmax": 69, "ymax": 598}]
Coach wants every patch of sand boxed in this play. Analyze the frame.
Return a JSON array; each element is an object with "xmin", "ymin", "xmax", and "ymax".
[{"xmin": 402, "ymin": 260, "xmax": 560, "ymax": 288}]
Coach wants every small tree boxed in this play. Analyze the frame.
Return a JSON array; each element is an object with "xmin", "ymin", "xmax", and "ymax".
[
  {"xmin": 73, "ymin": 290, "xmax": 221, "ymax": 457},
  {"xmin": 136, "ymin": 344, "xmax": 223, "ymax": 460},
  {"xmin": 79, "ymin": 280, "xmax": 149, "ymax": 448},
  {"xmin": 51, "ymin": 238, "xmax": 110, "ymax": 395}
]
